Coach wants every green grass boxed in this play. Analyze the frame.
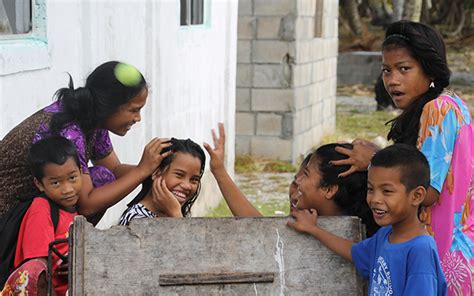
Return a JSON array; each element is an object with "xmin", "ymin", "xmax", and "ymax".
[
  {"xmin": 206, "ymin": 198, "xmax": 290, "ymax": 218},
  {"xmin": 323, "ymin": 109, "xmax": 395, "ymax": 144},
  {"xmin": 235, "ymin": 155, "xmax": 296, "ymax": 174}
]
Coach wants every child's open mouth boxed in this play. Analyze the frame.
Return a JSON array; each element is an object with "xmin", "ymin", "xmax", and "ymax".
[
  {"xmin": 172, "ymin": 190, "xmax": 187, "ymax": 204},
  {"xmin": 372, "ymin": 208, "xmax": 388, "ymax": 219}
]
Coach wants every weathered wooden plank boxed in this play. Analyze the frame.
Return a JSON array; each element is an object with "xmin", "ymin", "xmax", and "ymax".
[
  {"xmin": 159, "ymin": 271, "xmax": 274, "ymax": 285},
  {"xmin": 72, "ymin": 216, "xmax": 365, "ymax": 295}
]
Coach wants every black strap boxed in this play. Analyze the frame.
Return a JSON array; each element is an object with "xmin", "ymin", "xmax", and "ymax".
[{"xmin": 0, "ymin": 195, "xmax": 60, "ymax": 289}]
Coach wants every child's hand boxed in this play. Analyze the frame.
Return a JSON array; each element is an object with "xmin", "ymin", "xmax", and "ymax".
[
  {"xmin": 203, "ymin": 123, "xmax": 226, "ymax": 174},
  {"xmin": 151, "ymin": 176, "xmax": 183, "ymax": 217},
  {"xmin": 55, "ymin": 261, "xmax": 69, "ymax": 281},
  {"xmin": 332, "ymin": 139, "xmax": 379, "ymax": 177},
  {"xmin": 287, "ymin": 208, "xmax": 318, "ymax": 234},
  {"xmin": 137, "ymin": 138, "xmax": 173, "ymax": 176}
]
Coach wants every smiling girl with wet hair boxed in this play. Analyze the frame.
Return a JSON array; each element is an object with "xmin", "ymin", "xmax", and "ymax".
[{"xmin": 119, "ymin": 138, "xmax": 206, "ymax": 225}]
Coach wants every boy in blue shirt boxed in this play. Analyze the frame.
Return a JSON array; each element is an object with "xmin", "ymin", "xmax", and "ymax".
[{"xmin": 288, "ymin": 144, "xmax": 447, "ymax": 295}]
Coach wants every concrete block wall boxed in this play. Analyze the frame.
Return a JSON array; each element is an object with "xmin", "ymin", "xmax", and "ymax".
[
  {"xmin": 236, "ymin": 0, "xmax": 338, "ymax": 162},
  {"xmin": 337, "ymin": 51, "xmax": 382, "ymax": 85}
]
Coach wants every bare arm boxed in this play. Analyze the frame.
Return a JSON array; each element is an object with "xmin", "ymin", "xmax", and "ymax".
[
  {"xmin": 287, "ymin": 209, "xmax": 354, "ymax": 262},
  {"xmin": 76, "ymin": 138, "xmax": 172, "ymax": 217},
  {"xmin": 204, "ymin": 123, "xmax": 262, "ymax": 217}
]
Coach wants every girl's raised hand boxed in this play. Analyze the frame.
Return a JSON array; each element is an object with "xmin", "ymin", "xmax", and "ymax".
[
  {"xmin": 203, "ymin": 122, "xmax": 226, "ymax": 174},
  {"xmin": 332, "ymin": 139, "xmax": 379, "ymax": 177},
  {"xmin": 151, "ymin": 176, "xmax": 182, "ymax": 217},
  {"xmin": 287, "ymin": 208, "xmax": 318, "ymax": 234},
  {"xmin": 137, "ymin": 138, "xmax": 173, "ymax": 177}
]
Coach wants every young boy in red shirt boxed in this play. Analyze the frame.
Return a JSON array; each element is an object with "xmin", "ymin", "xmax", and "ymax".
[{"xmin": 2, "ymin": 137, "xmax": 82, "ymax": 296}]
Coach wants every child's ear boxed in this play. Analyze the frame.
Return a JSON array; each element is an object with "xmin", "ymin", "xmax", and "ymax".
[
  {"xmin": 410, "ymin": 186, "xmax": 426, "ymax": 206},
  {"xmin": 324, "ymin": 184, "xmax": 339, "ymax": 200},
  {"xmin": 33, "ymin": 178, "xmax": 45, "ymax": 192}
]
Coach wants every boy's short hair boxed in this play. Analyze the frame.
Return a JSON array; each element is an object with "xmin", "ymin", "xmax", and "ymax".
[
  {"xmin": 370, "ymin": 144, "xmax": 430, "ymax": 191},
  {"xmin": 29, "ymin": 136, "xmax": 80, "ymax": 180}
]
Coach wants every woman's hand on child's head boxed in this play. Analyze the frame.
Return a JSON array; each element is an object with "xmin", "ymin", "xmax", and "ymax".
[
  {"xmin": 203, "ymin": 122, "xmax": 226, "ymax": 173},
  {"xmin": 287, "ymin": 208, "xmax": 318, "ymax": 234},
  {"xmin": 137, "ymin": 138, "xmax": 173, "ymax": 177},
  {"xmin": 331, "ymin": 139, "xmax": 379, "ymax": 177},
  {"xmin": 152, "ymin": 176, "xmax": 182, "ymax": 217}
]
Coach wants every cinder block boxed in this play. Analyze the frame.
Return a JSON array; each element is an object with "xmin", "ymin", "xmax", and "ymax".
[
  {"xmin": 236, "ymin": 112, "xmax": 255, "ymax": 135},
  {"xmin": 311, "ymin": 38, "xmax": 324, "ymax": 61},
  {"xmin": 235, "ymin": 135, "xmax": 251, "ymax": 155},
  {"xmin": 294, "ymin": 40, "xmax": 313, "ymax": 63},
  {"xmin": 293, "ymin": 110, "xmax": 301, "ymax": 133},
  {"xmin": 253, "ymin": 64, "xmax": 290, "ymax": 88},
  {"xmin": 250, "ymin": 136, "xmax": 292, "ymax": 161},
  {"xmin": 238, "ymin": 16, "xmax": 255, "ymax": 39},
  {"xmin": 251, "ymin": 89, "xmax": 293, "ymax": 112},
  {"xmin": 292, "ymin": 63, "xmax": 312, "ymax": 87},
  {"xmin": 282, "ymin": 113, "xmax": 293, "ymax": 138},
  {"xmin": 295, "ymin": 17, "xmax": 314, "ymax": 40},
  {"xmin": 237, "ymin": 40, "xmax": 251, "ymax": 63},
  {"xmin": 311, "ymin": 126, "xmax": 323, "ymax": 147},
  {"xmin": 236, "ymin": 64, "xmax": 253, "ymax": 87},
  {"xmin": 280, "ymin": 13, "xmax": 296, "ymax": 41},
  {"xmin": 297, "ymin": 0, "xmax": 316, "ymax": 16},
  {"xmin": 302, "ymin": 107, "xmax": 311, "ymax": 131},
  {"xmin": 256, "ymin": 113, "xmax": 282, "ymax": 136},
  {"xmin": 309, "ymin": 83, "xmax": 322, "ymax": 104},
  {"xmin": 312, "ymin": 60, "xmax": 324, "ymax": 83},
  {"xmin": 236, "ymin": 88, "xmax": 251, "ymax": 111},
  {"xmin": 256, "ymin": 17, "xmax": 281, "ymax": 39},
  {"xmin": 252, "ymin": 40, "xmax": 289, "ymax": 63},
  {"xmin": 254, "ymin": 0, "xmax": 296, "ymax": 16},
  {"xmin": 311, "ymin": 102, "xmax": 323, "ymax": 126},
  {"xmin": 238, "ymin": 0, "xmax": 253, "ymax": 16},
  {"xmin": 294, "ymin": 86, "xmax": 310, "ymax": 110}
]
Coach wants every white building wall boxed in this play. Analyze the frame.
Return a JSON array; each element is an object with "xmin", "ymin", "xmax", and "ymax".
[{"xmin": 0, "ymin": 0, "xmax": 238, "ymax": 228}]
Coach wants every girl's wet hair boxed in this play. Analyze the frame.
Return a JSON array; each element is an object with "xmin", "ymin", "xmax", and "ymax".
[
  {"xmin": 382, "ymin": 21, "xmax": 451, "ymax": 145},
  {"xmin": 128, "ymin": 138, "xmax": 206, "ymax": 217},
  {"xmin": 49, "ymin": 61, "xmax": 147, "ymax": 135},
  {"xmin": 313, "ymin": 143, "xmax": 379, "ymax": 237}
]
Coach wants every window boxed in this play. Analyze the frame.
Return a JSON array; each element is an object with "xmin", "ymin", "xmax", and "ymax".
[
  {"xmin": 0, "ymin": 0, "xmax": 31, "ymax": 35},
  {"xmin": 180, "ymin": 0, "xmax": 204, "ymax": 26}
]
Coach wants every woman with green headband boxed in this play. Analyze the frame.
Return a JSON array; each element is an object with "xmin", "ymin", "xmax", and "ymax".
[{"xmin": 0, "ymin": 61, "xmax": 170, "ymax": 224}]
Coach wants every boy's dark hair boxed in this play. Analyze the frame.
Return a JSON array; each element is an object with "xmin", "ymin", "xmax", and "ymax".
[
  {"xmin": 49, "ymin": 61, "xmax": 147, "ymax": 135},
  {"xmin": 382, "ymin": 21, "xmax": 450, "ymax": 146},
  {"xmin": 370, "ymin": 144, "xmax": 430, "ymax": 191},
  {"xmin": 29, "ymin": 136, "xmax": 80, "ymax": 181},
  {"xmin": 128, "ymin": 138, "xmax": 206, "ymax": 217},
  {"xmin": 313, "ymin": 143, "xmax": 379, "ymax": 237}
]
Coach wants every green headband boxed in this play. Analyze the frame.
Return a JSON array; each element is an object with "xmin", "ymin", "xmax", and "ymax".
[{"xmin": 114, "ymin": 63, "xmax": 142, "ymax": 87}]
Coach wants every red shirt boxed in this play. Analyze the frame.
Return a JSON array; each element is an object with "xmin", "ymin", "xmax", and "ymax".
[{"xmin": 14, "ymin": 197, "xmax": 77, "ymax": 296}]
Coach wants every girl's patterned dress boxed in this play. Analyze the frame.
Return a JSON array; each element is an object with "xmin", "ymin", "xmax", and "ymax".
[{"xmin": 418, "ymin": 90, "xmax": 473, "ymax": 296}]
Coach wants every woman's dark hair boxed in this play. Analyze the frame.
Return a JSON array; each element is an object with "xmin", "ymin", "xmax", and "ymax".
[
  {"xmin": 383, "ymin": 21, "xmax": 450, "ymax": 145},
  {"xmin": 49, "ymin": 61, "xmax": 147, "ymax": 135},
  {"xmin": 313, "ymin": 143, "xmax": 379, "ymax": 237},
  {"xmin": 29, "ymin": 136, "xmax": 80, "ymax": 181},
  {"xmin": 128, "ymin": 138, "xmax": 206, "ymax": 217}
]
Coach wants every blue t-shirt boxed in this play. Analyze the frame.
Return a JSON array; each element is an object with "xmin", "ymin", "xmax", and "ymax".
[{"xmin": 351, "ymin": 226, "xmax": 447, "ymax": 295}]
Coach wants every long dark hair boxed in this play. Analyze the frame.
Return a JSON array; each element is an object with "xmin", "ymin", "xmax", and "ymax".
[
  {"xmin": 383, "ymin": 21, "xmax": 450, "ymax": 145},
  {"xmin": 127, "ymin": 138, "xmax": 206, "ymax": 217},
  {"xmin": 313, "ymin": 143, "xmax": 379, "ymax": 237},
  {"xmin": 49, "ymin": 61, "xmax": 147, "ymax": 136}
]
